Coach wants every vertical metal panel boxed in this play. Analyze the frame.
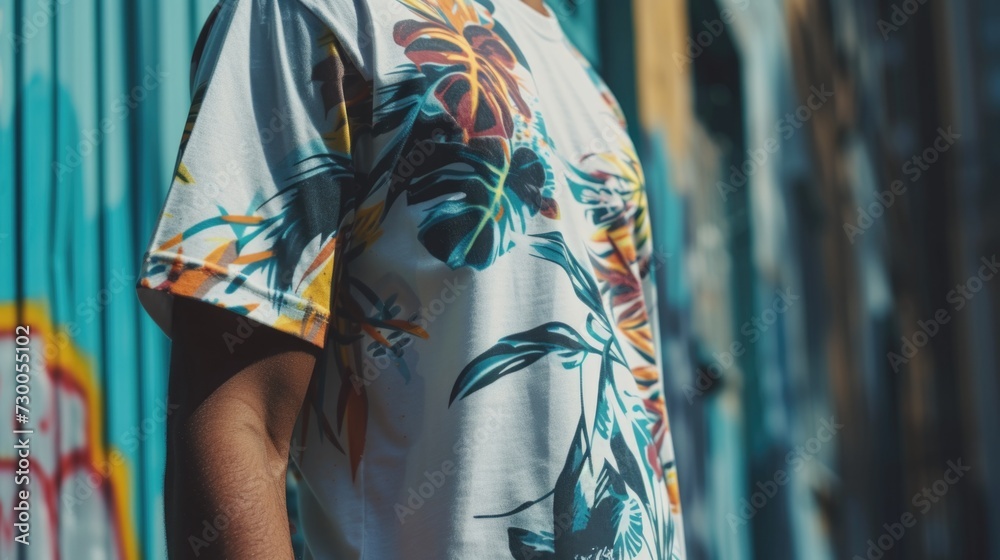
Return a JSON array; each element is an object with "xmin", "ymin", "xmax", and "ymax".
[
  {"xmin": 18, "ymin": 1, "xmax": 55, "ymax": 298},
  {"xmin": 17, "ymin": 0, "xmax": 59, "ymax": 556},
  {"xmin": 596, "ymin": 0, "xmax": 639, "ymax": 139},
  {"xmin": 100, "ymin": 0, "xmax": 146, "ymax": 555},
  {"xmin": 133, "ymin": 3, "xmax": 171, "ymax": 556},
  {"xmin": 0, "ymin": 3, "xmax": 18, "ymax": 560},
  {"xmin": 2, "ymin": 0, "xmax": 205, "ymax": 556},
  {"xmin": 0, "ymin": 0, "xmax": 14, "ymax": 304}
]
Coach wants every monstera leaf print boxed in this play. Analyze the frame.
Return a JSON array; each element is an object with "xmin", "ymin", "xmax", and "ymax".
[
  {"xmin": 396, "ymin": 118, "xmax": 550, "ymax": 269},
  {"xmin": 368, "ymin": 1, "xmax": 559, "ymax": 270},
  {"xmin": 394, "ymin": 0, "xmax": 531, "ymax": 139}
]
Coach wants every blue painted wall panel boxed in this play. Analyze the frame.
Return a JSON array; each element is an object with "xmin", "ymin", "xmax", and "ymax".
[
  {"xmin": 1, "ymin": 0, "xmax": 15, "ymax": 303},
  {"xmin": 0, "ymin": 0, "xmax": 211, "ymax": 557}
]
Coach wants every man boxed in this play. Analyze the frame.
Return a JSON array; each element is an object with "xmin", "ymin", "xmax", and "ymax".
[{"xmin": 137, "ymin": 0, "xmax": 687, "ymax": 558}]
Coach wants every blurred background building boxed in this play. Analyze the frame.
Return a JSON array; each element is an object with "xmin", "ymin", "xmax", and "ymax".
[{"xmin": 1, "ymin": 0, "xmax": 997, "ymax": 558}]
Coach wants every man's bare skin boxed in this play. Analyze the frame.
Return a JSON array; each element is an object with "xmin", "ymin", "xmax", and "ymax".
[
  {"xmin": 166, "ymin": 297, "xmax": 317, "ymax": 559},
  {"xmin": 521, "ymin": 0, "xmax": 547, "ymax": 14}
]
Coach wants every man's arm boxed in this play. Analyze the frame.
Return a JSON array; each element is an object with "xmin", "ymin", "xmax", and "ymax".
[{"xmin": 165, "ymin": 297, "xmax": 319, "ymax": 559}]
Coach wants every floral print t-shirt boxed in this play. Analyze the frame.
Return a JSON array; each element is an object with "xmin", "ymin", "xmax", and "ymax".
[{"xmin": 136, "ymin": 0, "xmax": 686, "ymax": 558}]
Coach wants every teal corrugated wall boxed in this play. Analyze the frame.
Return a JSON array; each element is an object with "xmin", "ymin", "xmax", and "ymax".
[{"xmin": 1, "ymin": 1, "xmax": 215, "ymax": 558}]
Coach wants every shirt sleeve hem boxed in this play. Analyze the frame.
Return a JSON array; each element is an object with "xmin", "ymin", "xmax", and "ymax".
[{"xmin": 135, "ymin": 251, "xmax": 330, "ymax": 349}]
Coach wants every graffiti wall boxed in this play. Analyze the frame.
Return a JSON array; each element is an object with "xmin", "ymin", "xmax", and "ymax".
[{"xmin": 0, "ymin": 0, "xmax": 224, "ymax": 557}]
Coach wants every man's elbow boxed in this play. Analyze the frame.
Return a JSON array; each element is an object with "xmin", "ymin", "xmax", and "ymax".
[{"xmin": 170, "ymin": 392, "xmax": 291, "ymax": 484}]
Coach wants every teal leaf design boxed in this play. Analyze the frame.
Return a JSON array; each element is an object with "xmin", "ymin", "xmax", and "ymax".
[
  {"xmin": 373, "ymin": 72, "xmax": 428, "ymax": 136},
  {"xmin": 612, "ymin": 486, "xmax": 646, "ymax": 559},
  {"xmin": 529, "ymin": 231, "xmax": 604, "ymax": 318},
  {"xmin": 376, "ymin": 114, "xmax": 551, "ymax": 270},
  {"xmin": 408, "ymin": 136, "xmax": 548, "ymax": 269},
  {"xmin": 565, "ymin": 162, "xmax": 630, "ymax": 226},
  {"xmin": 611, "ymin": 430, "xmax": 649, "ymax": 504},
  {"xmin": 508, "ymin": 528, "xmax": 555, "ymax": 560},
  {"xmin": 593, "ymin": 383, "xmax": 614, "ymax": 440},
  {"xmin": 553, "ymin": 416, "xmax": 593, "ymax": 531},
  {"xmin": 261, "ymin": 155, "xmax": 354, "ymax": 292},
  {"xmin": 585, "ymin": 314, "xmax": 613, "ymax": 349},
  {"xmin": 530, "ymin": 234, "xmax": 631, "ymax": 367},
  {"xmin": 449, "ymin": 322, "xmax": 593, "ymax": 405}
]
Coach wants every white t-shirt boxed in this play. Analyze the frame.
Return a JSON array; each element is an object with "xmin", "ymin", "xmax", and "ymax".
[{"xmin": 137, "ymin": 0, "xmax": 686, "ymax": 558}]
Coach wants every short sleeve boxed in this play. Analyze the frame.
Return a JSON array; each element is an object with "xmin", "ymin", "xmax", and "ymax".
[{"xmin": 137, "ymin": 0, "xmax": 368, "ymax": 348}]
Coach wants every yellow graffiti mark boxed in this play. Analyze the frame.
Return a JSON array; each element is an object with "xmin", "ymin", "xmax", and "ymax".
[{"xmin": 0, "ymin": 301, "xmax": 140, "ymax": 560}]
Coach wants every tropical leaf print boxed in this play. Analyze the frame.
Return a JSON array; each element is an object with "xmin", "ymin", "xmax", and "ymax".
[
  {"xmin": 528, "ymin": 232, "xmax": 609, "ymax": 329},
  {"xmin": 453, "ymin": 230, "xmax": 675, "ymax": 559},
  {"xmin": 388, "ymin": 117, "xmax": 552, "ymax": 269},
  {"xmin": 449, "ymin": 322, "xmax": 593, "ymax": 404},
  {"xmin": 368, "ymin": 1, "xmax": 558, "ymax": 271},
  {"xmin": 261, "ymin": 157, "xmax": 352, "ymax": 293},
  {"xmin": 314, "ymin": 29, "xmax": 372, "ymax": 154},
  {"xmin": 508, "ymin": 527, "xmax": 555, "ymax": 560},
  {"xmin": 309, "ymin": 272, "xmax": 431, "ymax": 475},
  {"xmin": 566, "ymin": 146, "xmax": 646, "ymax": 234},
  {"xmin": 153, "ymin": 149, "xmax": 352, "ymax": 321},
  {"xmin": 160, "ymin": 26, "xmax": 366, "ymax": 304},
  {"xmin": 373, "ymin": 72, "xmax": 430, "ymax": 136},
  {"xmin": 479, "ymin": 340, "xmax": 669, "ymax": 559},
  {"xmin": 563, "ymin": 122, "xmax": 679, "ymax": 495},
  {"xmin": 587, "ymin": 221, "xmax": 652, "ymax": 361},
  {"xmin": 348, "ymin": 276, "xmax": 430, "ymax": 366},
  {"xmin": 394, "ymin": 0, "xmax": 531, "ymax": 139}
]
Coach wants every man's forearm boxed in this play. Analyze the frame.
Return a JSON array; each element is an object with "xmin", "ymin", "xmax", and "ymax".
[
  {"xmin": 167, "ymin": 397, "xmax": 294, "ymax": 559},
  {"xmin": 164, "ymin": 298, "xmax": 317, "ymax": 560}
]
